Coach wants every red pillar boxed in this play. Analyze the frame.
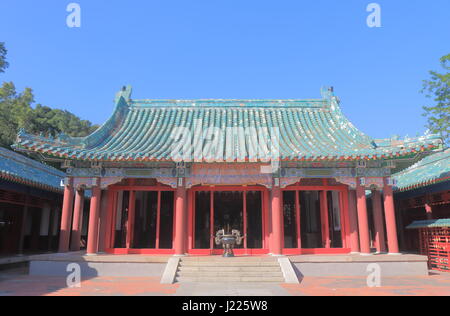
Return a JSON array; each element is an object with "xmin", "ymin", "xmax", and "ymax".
[
  {"xmin": 425, "ymin": 202, "xmax": 433, "ymax": 220},
  {"xmin": 320, "ymin": 191, "xmax": 331, "ymax": 248},
  {"xmin": 174, "ymin": 185, "xmax": 187, "ymax": 255},
  {"xmin": 59, "ymin": 178, "xmax": 74, "ymax": 253},
  {"xmin": 126, "ymin": 191, "xmax": 136, "ymax": 249},
  {"xmin": 341, "ymin": 190, "xmax": 351, "ymax": 248},
  {"xmin": 104, "ymin": 190, "xmax": 116, "ymax": 252},
  {"xmin": 270, "ymin": 185, "xmax": 283, "ymax": 255},
  {"xmin": 371, "ymin": 190, "xmax": 387, "ymax": 253},
  {"xmin": 383, "ymin": 180, "xmax": 400, "ymax": 254},
  {"xmin": 356, "ymin": 181, "xmax": 371, "ymax": 254},
  {"xmin": 70, "ymin": 189, "xmax": 84, "ymax": 251},
  {"xmin": 87, "ymin": 186, "xmax": 102, "ymax": 255},
  {"xmin": 263, "ymin": 189, "xmax": 270, "ymax": 250},
  {"xmin": 348, "ymin": 189, "xmax": 360, "ymax": 253}
]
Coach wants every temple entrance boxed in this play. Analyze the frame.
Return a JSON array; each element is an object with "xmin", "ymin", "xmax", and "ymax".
[
  {"xmin": 192, "ymin": 188, "xmax": 265, "ymax": 252},
  {"xmin": 213, "ymin": 192, "xmax": 243, "ymax": 249}
]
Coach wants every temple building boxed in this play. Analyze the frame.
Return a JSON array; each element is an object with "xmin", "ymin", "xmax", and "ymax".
[
  {"xmin": 0, "ymin": 147, "xmax": 65, "ymax": 256},
  {"xmin": 393, "ymin": 149, "xmax": 450, "ymax": 252},
  {"xmin": 14, "ymin": 86, "xmax": 444, "ymax": 257}
]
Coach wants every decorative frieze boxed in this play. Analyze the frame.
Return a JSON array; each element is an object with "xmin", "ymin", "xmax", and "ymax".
[
  {"xmin": 334, "ymin": 177, "xmax": 357, "ymax": 189},
  {"xmin": 67, "ymin": 167, "xmax": 176, "ymax": 178},
  {"xmin": 157, "ymin": 177, "xmax": 178, "ymax": 188},
  {"xmin": 365, "ymin": 177, "xmax": 385, "ymax": 190},
  {"xmin": 280, "ymin": 177, "xmax": 300, "ymax": 188},
  {"xmin": 64, "ymin": 165, "xmax": 392, "ymax": 190},
  {"xmin": 72, "ymin": 177, "xmax": 99, "ymax": 189},
  {"xmin": 186, "ymin": 164, "xmax": 273, "ymax": 188}
]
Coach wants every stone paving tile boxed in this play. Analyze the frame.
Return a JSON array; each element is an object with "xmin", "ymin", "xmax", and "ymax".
[
  {"xmin": 282, "ymin": 272, "xmax": 450, "ymax": 296},
  {"xmin": 0, "ymin": 269, "xmax": 449, "ymax": 296},
  {"xmin": 174, "ymin": 282, "xmax": 290, "ymax": 296}
]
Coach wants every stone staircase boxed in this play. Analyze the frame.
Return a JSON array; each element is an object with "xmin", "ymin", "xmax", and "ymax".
[{"xmin": 175, "ymin": 256, "xmax": 286, "ymax": 283}]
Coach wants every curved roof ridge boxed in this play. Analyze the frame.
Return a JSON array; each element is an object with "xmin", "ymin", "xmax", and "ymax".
[
  {"xmin": 393, "ymin": 148, "xmax": 450, "ymax": 191},
  {"xmin": 395, "ymin": 148, "xmax": 450, "ymax": 175}
]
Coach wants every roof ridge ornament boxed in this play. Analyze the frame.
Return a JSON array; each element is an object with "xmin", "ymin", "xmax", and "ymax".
[
  {"xmin": 320, "ymin": 86, "xmax": 335, "ymax": 100},
  {"xmin": 115, "ymin": 85, "xmax": 132, "ymax": 103}
]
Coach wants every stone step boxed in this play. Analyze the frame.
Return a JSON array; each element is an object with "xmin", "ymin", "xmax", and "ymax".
[
  {"xmin": 175, "ymin": 256, "xmax": 287, "ymax": 284},
  {"xmin": 175, "ymin": 276, "xmax": 285, "ymax": 283},
  {"xmin": 178, "ymin": 266, "xmax": 281, "ymax": 272},
  {"xmin": 180, "ymin": 257, "xmax": 276, "ymax": 262},
  {"xmin": 177, "ymin": 271, "xmax": 283, "ymax": 277},
  {"xmin": 179, "ymin": 261, "xmax": 279, "ymax": 267}
]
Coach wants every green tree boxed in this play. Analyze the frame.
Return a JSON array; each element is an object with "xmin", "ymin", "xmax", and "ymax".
[
  {"xmin": 0, "ymin": 82, "xmax": 99, "ymax": 148},
  {"xmin": 0, "ymin": 42, "xmax": 99, "ymax": 149},
  {"xmin": 0, "ymin": 82, "xmax": 34, "ymax": 147},
  {"xmin": 422, "ymin": 54, "xmax": 450, "ymax": 146},
  {"xmin": 0, "ymin": 42, "xmax": 8, "ymax": 73}
]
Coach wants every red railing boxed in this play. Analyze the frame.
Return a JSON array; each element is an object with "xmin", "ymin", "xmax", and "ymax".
[{"xmin": 420, "ymin": 227, "xmax": 450, "ymax": 272}]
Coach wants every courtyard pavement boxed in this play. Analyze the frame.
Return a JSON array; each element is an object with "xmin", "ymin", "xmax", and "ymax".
[{"xmin": 0, "ymin": 267, "xmax": 449, "ymax": 296}]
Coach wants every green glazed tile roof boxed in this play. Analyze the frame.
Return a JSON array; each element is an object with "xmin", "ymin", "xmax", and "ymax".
[
  {"xmin": 393, "ymin": 149, "xmax": 450, "ymax": 191},
  {"xmin": 0, "ymin": 147, "xmax": 65, "ymax": 192},
  {"xmin": 406, "ymin": 219, "xmax": 450, "ymax": 229},
  {"xmin": 15, "ymin": 86, "xmax": 443, "ymax": 162}
]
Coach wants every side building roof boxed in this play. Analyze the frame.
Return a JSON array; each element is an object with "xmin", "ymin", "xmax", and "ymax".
[
  {"xmin": 393, "ymin": 148, "xmax": 450, "ymax": 192},
  {"xmin": 407, "ymin": 218, "xmax": 450, "ymax": 229},
  {"xmin": 0, "ymin": 147, "xmax": 65, "ymax": 192},
  {"xmin": 14, "ymin": 86, "xmax": 443, "ymax": 163}
]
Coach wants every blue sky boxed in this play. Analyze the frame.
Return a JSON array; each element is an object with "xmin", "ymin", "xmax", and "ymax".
[{"xmin": 0, "ymin": 0, "xmax": 449, "ymax": 139}]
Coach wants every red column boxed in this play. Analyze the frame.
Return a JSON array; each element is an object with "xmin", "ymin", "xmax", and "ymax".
[
  {"xmin": 98, "ymin": 189, "xmax": 108, "ymax": 253},
  {"xmin": 156, "ymin": 191, "xmax": 162, "ymax": 249},
  {"xmin": 87, "ymin": 185, "xmax": 102, "ymax": 255},
  {"xmin": 104, "ymin": 190, "xmax": 116, "ymax": 252},
  {"xmin": 270, "ymin": 185, "xmax": 283, "ymax": 255},
  {"xmin": 70, "ymin": 189, "xmax": 84, "ymax": 251},
  {"xmin": 383, "ymin": 180, "xmax": 400, "ymax": 254},
  {"xmin": 126, "ymin": 191, "xmax": 136, "ymax": 249},
  {"xmin": 263, "ymin": 189, "xmax": 270, "ymax": 250},
  {"xmin": 371, "ymin": 190, "xmax": 387, "ymax": 253},
  {"xmin": 295, "ymin": 191, "xmax": 301, "ymax": 249},
  {"xmin": 348, "ymin": 189, "xmax": 360, "ymax": 253},
  {"xmin": 320, "ymin": 191, "xmax": 331, "ymax": 248},
  {"xmin": 339, "ymin": 190, "xmax": 350, "ymax": 249},
  {"xmin": 59, "ymin": 178, "xmax": 74, "ymax": 253},
  {"xmin": 174, "ymin": 185, "xmax": 187, "ymax": 255},
  {"xmin": 425, "ymin": 202, "xmax": 433, "ymax": 220},
  {"xmin": 356, "ymin": 181, "xmax": 371, "ymax": 254}
]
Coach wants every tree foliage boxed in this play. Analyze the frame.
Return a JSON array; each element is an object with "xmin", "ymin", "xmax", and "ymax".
[
  {"xmin": 0, "ymin": 82, "xmax": 99, "ymax": 148},
  {"xmin": 422, "ymin": 54, "xmax": 450, "ymax": 146},
  {"xmin": 0, "ymin": 43, "xmax": 99, "ymax": 149},
  {"xmin": 0, "ymin": 42, "xmax": 8, "ymax": 73}
]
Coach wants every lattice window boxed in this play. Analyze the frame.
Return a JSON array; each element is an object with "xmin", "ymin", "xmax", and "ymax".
[{"xmin": 420, "ymin": 227, "xmax": 450, "ymax": 272}]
